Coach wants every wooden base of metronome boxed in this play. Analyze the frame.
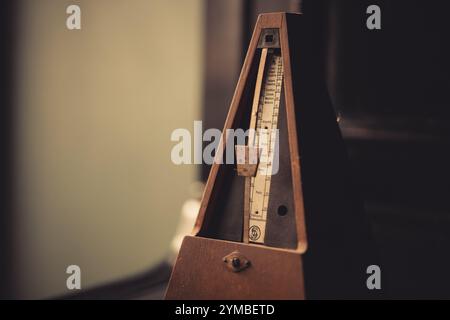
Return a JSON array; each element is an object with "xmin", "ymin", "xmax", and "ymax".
[{"xmin": 165, "ymin": 236, "xmax": 304, "ymax": 300}]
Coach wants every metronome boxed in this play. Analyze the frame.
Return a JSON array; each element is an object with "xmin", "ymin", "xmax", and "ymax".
[{"xmin": 165, "ymin": 12, "xmax": 377, "ymax": 300}]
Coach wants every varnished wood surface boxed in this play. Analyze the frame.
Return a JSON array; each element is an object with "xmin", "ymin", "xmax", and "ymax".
[{"xmin": 165, "ymin": 236, "xmax": 304, "ymax": 300}]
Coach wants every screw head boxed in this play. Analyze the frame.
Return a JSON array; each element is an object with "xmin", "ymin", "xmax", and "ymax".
[{"xmin": 231, "ymin": 257, "xmax": 241, "ymax": 268}]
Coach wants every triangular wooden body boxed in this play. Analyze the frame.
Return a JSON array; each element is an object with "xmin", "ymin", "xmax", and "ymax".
[{"xmin": 165, "ymin": 12, "xmax": 376, "ymax": 300}]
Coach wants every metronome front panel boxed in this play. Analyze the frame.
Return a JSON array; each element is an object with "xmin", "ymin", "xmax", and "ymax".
[{"xmin": 198, "ymin": 47, "xmax": 297, "ymax": 250}]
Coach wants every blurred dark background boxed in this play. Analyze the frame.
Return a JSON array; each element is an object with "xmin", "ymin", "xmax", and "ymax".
[
  {"xmin": 0, "ymin": 1, "xmax": 17, "ymax": 299},
  {"xmin": 1, "ymin": 0, "xmax": 450, "ymax": 299}
]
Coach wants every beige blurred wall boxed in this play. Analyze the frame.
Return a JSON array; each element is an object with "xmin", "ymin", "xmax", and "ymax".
[{"xmin": 14, "ymin": 0, "xmax": 203, "ymax": 299}]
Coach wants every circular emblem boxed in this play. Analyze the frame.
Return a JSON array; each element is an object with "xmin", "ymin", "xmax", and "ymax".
[{"xmin": 249, "ymin": 225, "xmax": 261, "ymax": 241}]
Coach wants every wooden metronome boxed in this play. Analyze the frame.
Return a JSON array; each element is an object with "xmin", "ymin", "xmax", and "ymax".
[{"xmin": 165, "ymin": 12, "xmax": 377, "ymax": 300}]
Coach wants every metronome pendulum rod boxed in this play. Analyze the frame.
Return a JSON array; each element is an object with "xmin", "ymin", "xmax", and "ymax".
[
  {"xmin": 248, "ymin": 48, "xmax": 269, "ymax": 146},
  {"xmin": 244, "ymin": 47, "xmax": 284, "ymax": 244}
]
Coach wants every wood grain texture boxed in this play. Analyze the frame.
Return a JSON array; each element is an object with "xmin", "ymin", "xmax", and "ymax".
[
  {"xmin": 165, "ymin": 236, "xmax": 304, "ymax": 300},
  {"xmin": 280, "ymin": 13, "xmax": 308, "ymax": 252}
]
